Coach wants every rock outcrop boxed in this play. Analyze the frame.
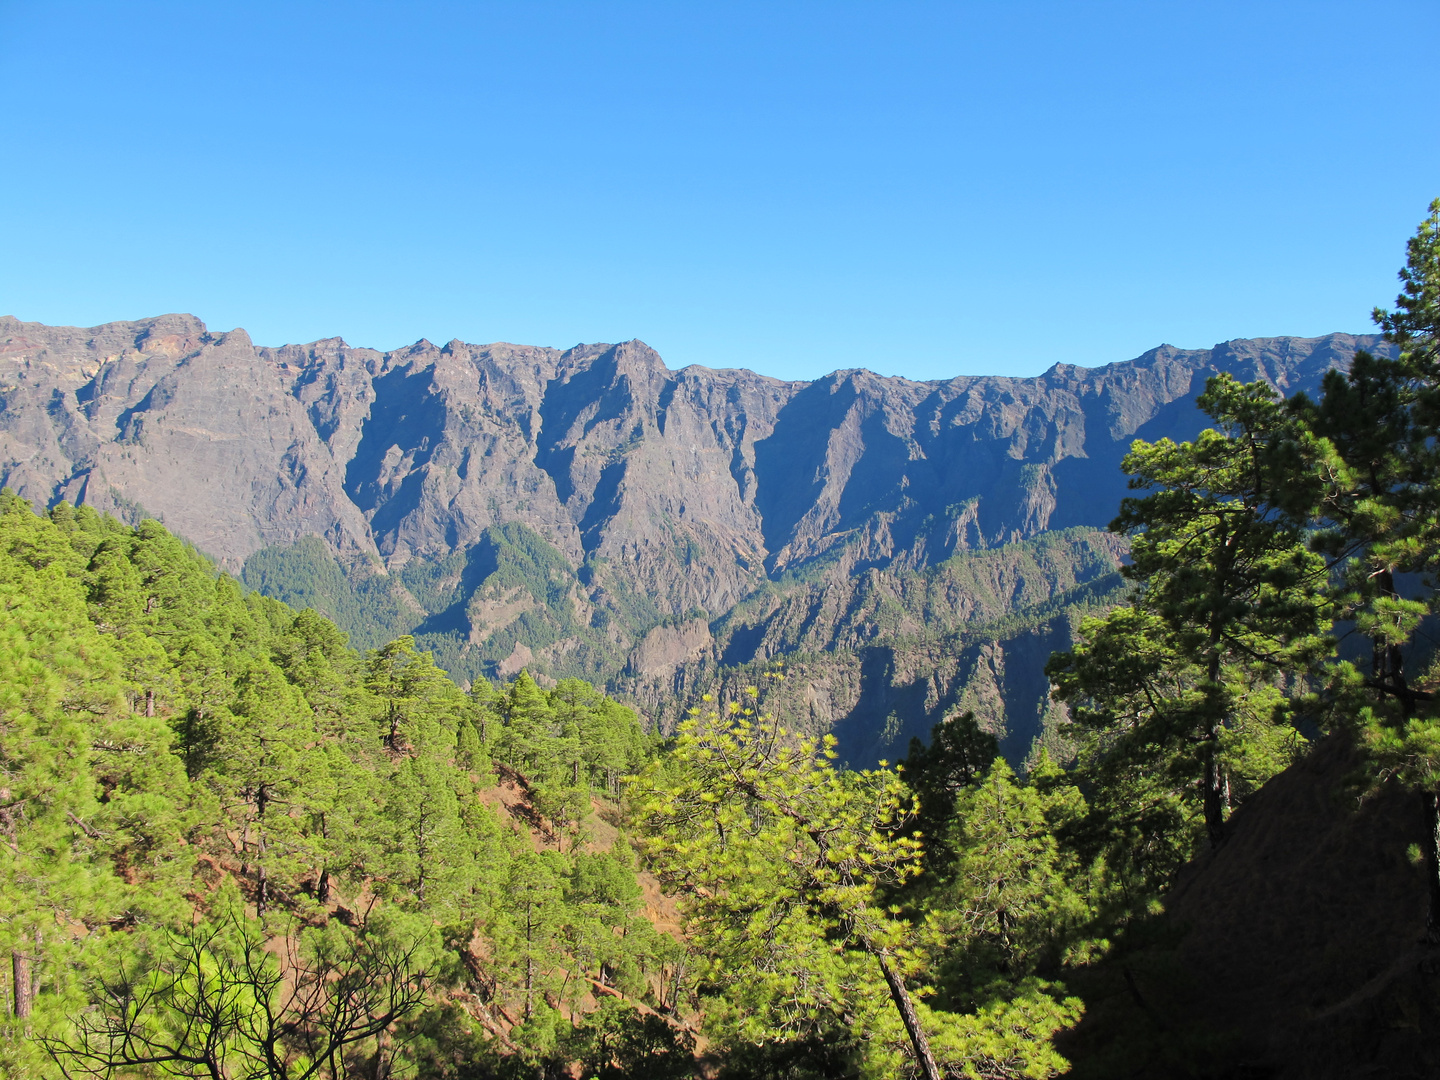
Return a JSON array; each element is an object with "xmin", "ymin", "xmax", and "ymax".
[{"xmin": 1, "ymin": 314, "xmax": 1380, "ymax": 576}]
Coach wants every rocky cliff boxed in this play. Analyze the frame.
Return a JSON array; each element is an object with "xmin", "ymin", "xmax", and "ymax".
[{"xmin": 0, "ymin": 313, "xmax": 1387, "ymax": 760}]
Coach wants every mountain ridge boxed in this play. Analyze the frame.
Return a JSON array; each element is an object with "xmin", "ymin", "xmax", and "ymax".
[
  {"xmin": 0, "ymin": 313, "xmax": 1392, "ymax": 761},
  {"xmin": 1, "ymin": 312, "xmax": 1383, "ymax": 566}
]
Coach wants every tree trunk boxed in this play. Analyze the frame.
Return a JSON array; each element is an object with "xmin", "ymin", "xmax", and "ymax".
[
  {"xmin": 1423, "ymin": 788, "xmax": 1440, "ymax": 945},
  {"xmin": 525, "ymin": 906, "xmax": 535, "ymax": 1022},
  {"xmin": 1201, "ymin": 639, "xmax": 1226, "ymax": 849},
  {"xmin": 1374, "ymin": 636, "xmax": 1411, "ymax": 707},
  {"xmin": 371, "ymin": 1029, "xmax": 390, "ymax": 1080},
  {"xmin": 872, "ymin": 948, "xmax": 942, "ymax": 1080},
  {"xmin": 317, "ymin": 865, "xmax": 331, "ymax": 905},
  {"xmin": 1202, "ymin": 729, "xmax": 1225, "ymax": 849},
  {"xmin": 145, "ymin": 689, "xmax": 155, "ymax": 717},
  {"xmin": 11, "ymin": 949, "xmax": 31, "ymax": 1020},
  {"xmin": 1373, "ymin": 569, "xmax": 1416, "ymax": 713},
  {"xmin": 255, "ymin": 791, "xmax": 269, "ymax": 915}
]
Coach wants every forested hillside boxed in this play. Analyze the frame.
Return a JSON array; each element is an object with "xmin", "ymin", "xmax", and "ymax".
[
  {"xmin": 0, "ymin": 497, "xmax": 688, "ymax": 1078},
  {"xmin": 0, "ymin": 495, "xmax": 1109, "ymax": 1079}
]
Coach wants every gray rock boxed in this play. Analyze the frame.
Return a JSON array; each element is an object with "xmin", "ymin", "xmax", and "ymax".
[{"xmin": 0, "ymin": 312, "xmax": 1389, "ymax": 760}]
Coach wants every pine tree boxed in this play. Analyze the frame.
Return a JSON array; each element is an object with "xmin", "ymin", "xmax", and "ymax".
[
  {"xmin": 455, "ymin": 717, "xmax": 485, "ymax": 774},
  {"xmin": 298, "ymin": 740, "xmax": 382, "ymax": 907},
  {"xmin": 1312, "ymin": 200, "xmax": 1440, "ymax": 940},
  {"xmin": 1049, "ymin": 375, "xmax": 1331, "ymax": 856},
  {"xmin": 365, "ymin": 636, "xmax": 464, "ymax": 755},
  {"xmin": 498, "ymin": 671, "xmax": 558, "ymax": 781},
  {"xmin": 564, "ymin": 850, "xmax": 649, "ymax": 996},
  {"xmin": 0, "ymin": 548, "xmax": 120, "ymax": 1031},
  {"xmin": 378, "ymin": 755, "xmax": 472, "ymax": 915},
  {"xmin": 900, "ymin": 711, "xmax": 999, "ymax": 873},
  {"xmin": 631, "ymin": 694, "xmax": 1078, "ymax": 1080},
  {"xmin": 549, "ymin": 679, "xmax": 646, "ymax": 796},
  {"xmin": 0, "ymin": 497, "xmax": 675, "ymax": 1075},
  {"xmin": 201, "ymin": 662, "xmax": 318, "ymax": 915},
  {"xmin": 922, "ymin": 759, "xmax": 1093, "ymax": 1014},
  {"xmin": 493, "ymin": 851, "xmax": 566, "ymax": 1026},
  {"xmin": 0, "ymin": 498, "xmax": 195, "ymax": 1070}
]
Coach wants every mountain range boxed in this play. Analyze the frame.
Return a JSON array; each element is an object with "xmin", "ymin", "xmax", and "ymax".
[{"xmin": 0, "ymin": 314, "xmax": 1388, "ymax": 763}]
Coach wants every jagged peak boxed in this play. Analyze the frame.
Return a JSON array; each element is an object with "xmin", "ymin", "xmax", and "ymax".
[
  {"xmin": 0, "ymin": 311, "xmax": 211, "ymax": 340},
  {"xmin": 125, "ymin": 312, "xmax": 209, "ymax": 336}
]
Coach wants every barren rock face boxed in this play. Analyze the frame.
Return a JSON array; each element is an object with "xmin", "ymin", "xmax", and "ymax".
[
  {"xmin": 627, "ymin": 620, "xmax": 713, "ymax": 680},
  {"xmin": 0, "ymin": 312, "xmax": 1380, "ymax": 576},
  {"xmin": 0, "ymin": 312, "xmax": 1387, "ymax": 760},
  {"xmin": 0, "ymin": 314, "xmax": 375, "ymax": 566}
]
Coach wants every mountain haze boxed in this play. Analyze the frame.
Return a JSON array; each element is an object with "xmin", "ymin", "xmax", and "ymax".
[{"xmin": 0, "ymin": 314, "xmax": 1388, "ymax": 760}]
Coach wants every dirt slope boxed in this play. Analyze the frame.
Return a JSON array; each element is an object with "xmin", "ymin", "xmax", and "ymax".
[{"xmin": 1063, "ymin": 734, "xmax": 1440, "ymax": 1079}]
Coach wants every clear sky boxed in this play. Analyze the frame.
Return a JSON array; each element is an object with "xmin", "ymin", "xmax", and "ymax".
[{"xmin": 2, "ymin": 1, "xmax": 1436, "ymax": 381}]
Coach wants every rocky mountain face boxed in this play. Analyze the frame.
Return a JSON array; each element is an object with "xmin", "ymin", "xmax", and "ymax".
[
  {"xmin": 619, "ymin": 526, "xmax": 1130, "ymax": 765},
  {"xmin": 0, "ymin": 313, "xmax": 1388, "ymax": 762}
]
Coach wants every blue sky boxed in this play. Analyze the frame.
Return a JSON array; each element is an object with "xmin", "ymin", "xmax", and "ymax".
[{"xmin": 2, "ymin": 1, "xmax": 1436, "ymax": 381}]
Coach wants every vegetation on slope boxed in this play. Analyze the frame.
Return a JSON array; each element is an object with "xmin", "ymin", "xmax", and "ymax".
[
  {"xmin": 0, "ymin": 498, "xmax": 688, "ymax": 1079},
  {"xmin": 241, "ymin": 522, "xmax": 650, "ymax": 686},
  {"xmin": 2, "ymin": 496, "xmax": 1110, "ymax": 1079},
  {"xmin": 623, "ymin": 533, "xmax": 1129, "ymax": 770},
  {"xmin": 244, "ymin": 523, "xmax": 1130, "ymax": 768}
]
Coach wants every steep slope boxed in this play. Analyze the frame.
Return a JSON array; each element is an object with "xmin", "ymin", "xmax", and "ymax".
[
  {"xmin": 1062, "ymin": 733, "xmax": 1440, "ymax": 1079},
  {"xmin": 0, "ymin": 315, "xmax": 373, "ymax": 562},
  {"xmin": 618, "ymin": 526, "xmax": 1130, "ymax": 765},
  {"xmin": 1, "ymin": 314, "xmax": 1381, "ymax": 581},
  {"xmin": 0, "ymin": 314, "xmax": 1390, "ymax": 755}
]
